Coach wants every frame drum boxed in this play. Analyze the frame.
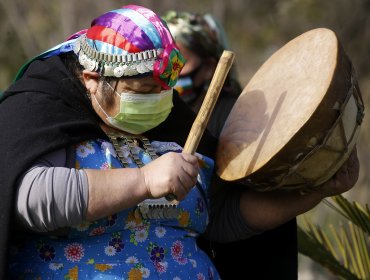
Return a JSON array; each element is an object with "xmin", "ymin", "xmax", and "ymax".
[{"xmin": 216, "ymin": 28, "xmax": 364, "ymax": 191}]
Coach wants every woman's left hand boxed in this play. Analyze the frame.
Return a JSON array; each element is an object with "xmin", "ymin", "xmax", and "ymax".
[{"xmin": 317, "ymin": 146, "xmax": 360, "ymax": 198}]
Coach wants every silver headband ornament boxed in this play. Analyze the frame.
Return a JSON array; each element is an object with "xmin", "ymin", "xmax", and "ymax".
[{"xmin": 73, "ymin": 34, "xmax": 163, "ymax": 77}]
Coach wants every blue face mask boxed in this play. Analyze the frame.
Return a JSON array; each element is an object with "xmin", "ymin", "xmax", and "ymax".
[{"xmin": 94, "ymin": 83, "xmax": 174, "ymax": 134}]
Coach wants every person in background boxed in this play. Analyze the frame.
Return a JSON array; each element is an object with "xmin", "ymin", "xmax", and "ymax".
[
  {"xmin": 163, "ymin": 10, "xmax": 241, "ymax": 138},
  {"xmin": 163, "ymin": 11, "xmax": 297, "ymax": 279},
  {"xmin": 0, "ymin": 4, "xmax": 359, "ymax": 279}
]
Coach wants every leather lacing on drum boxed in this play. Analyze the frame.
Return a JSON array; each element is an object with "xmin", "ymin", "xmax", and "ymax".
[{"xmin": 241, "ymin": 66, "xmax": 365, "ymax": 193}]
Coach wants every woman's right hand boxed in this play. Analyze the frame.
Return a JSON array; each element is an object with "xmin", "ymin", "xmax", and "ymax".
[{"xmin": 139, "ymin": 152, "xmax": 200, "ymax": 201}]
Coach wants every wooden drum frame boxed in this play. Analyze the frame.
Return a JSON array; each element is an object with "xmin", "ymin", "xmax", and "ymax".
[{"xmin": 216, "ymin": 28, "xmax": 364, "ymax": 192}]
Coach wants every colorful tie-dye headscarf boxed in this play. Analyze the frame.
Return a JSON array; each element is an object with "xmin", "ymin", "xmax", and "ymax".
[
  {"xmin": 16, "ymin": 5, "xmax": 185, "ymax": 88},
  {"xmin": 74, "ymin": 5, "xmax": 185, "ymax": 88}
]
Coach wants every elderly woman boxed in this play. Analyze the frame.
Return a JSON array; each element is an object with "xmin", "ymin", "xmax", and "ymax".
[{"xmin": 0, "ymin": 5, "xmax": 359, "ymax": 279}]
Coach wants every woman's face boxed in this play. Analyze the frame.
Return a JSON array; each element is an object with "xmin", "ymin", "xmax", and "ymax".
[
  {"xmin": 177, "ymin": 42, "xmax": 202, "ymax": 76},
  {"xmin": 100, "ymin": 76, "xmax": 164, "ymax": 116},
  {"xmin": 176, "ymin": 42, "xmax": 216, "ymax": 88},
  {"xmin": 115, "ymin": 76, "xmax": 163, "ymax": 94},
  {"xmin": 84, "ymin": 73, "xmax": 165, "ymax": 128}
]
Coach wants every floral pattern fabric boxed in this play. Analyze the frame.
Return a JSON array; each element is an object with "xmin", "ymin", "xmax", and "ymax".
[{"xmin": 8, "ymin": 139, "xmax": 220, "ymax": 279}]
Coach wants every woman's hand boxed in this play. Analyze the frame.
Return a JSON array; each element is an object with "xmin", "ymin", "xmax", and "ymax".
[
  {"xmin": 140, "ymin": 152, "xmax": 199, "ymax": 201},
  {"xmin": 317, "ymin": 147, "xmax": 359, "ymax": 198},
  {"xmin": 238, "ymin": 147, "xmax": 360, "ymax": 232}
]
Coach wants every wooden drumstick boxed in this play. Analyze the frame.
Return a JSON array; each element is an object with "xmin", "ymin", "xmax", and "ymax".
[
  {"xmin": 166, "ymin": 50, "xmax": 235, "ymax": 202},
  {"xmin": 183, "ymin": 50, "xmax": 235, "ymax": 153}
]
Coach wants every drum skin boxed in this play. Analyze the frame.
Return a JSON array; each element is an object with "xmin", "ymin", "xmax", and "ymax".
[{"xmin": 216, "ymin": 28, "xmax": 364, "ymax": 191}]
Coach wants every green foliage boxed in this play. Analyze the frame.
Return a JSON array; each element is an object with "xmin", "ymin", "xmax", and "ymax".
[
  {"xmin": 298, "ymin": 226, "xmax": 359, "ymax": 280},
  {"xmin": 326, "ymin": 196, "xmax": 370, "ymax": 235},
  {"xmin": 298, "ymin": 195, "xmax": 370, "ymax": 280}
]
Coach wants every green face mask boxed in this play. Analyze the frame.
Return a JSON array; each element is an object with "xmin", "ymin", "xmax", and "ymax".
[{"xmin": 95, "ymin": 88, "xmax": 174, "ymax": 134}]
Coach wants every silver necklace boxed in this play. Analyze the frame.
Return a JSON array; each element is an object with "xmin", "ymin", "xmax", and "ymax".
[{"xmin": 105, "ymin": 129, "xmax": 179, "ymax": 219}]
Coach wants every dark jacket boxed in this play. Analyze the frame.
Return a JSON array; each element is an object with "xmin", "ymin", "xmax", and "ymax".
[{"xmin": 195, "ymin": 83, "xmax": 298, "ymax": 280}]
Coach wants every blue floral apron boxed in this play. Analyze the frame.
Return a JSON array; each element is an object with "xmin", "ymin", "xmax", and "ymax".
[{"xmin": 8, "ymin": 138, "xmax": 220, "ymax": 279}]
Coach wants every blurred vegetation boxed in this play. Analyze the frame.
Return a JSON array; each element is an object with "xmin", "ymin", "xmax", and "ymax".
[
  {"xmin": 299, "ymin": 195, "xmax": 370, "ymax": 279},
  {"xmin": 1, "ymin": 0, "xmax": 370, "ymax": 278}
]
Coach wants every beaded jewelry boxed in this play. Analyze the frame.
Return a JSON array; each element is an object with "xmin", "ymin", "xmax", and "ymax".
[
  {"xmin": 106, "ymin": 130, "xmax": 179, "ymax": 219},
  {"xmin": 74, "ymin": 34, "xmax": 163, "ymax": 78}
]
